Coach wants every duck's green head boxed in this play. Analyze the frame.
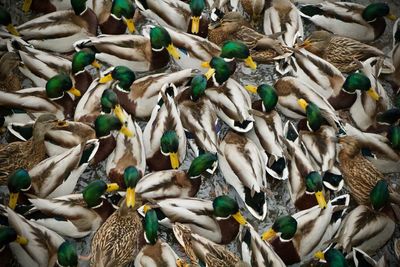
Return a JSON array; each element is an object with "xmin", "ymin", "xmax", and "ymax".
[
  {"xmin": 111, "ymin": 0, "xmax": 136, "ymax": 33},
  {"xmin": 72, "ymin": 50, "xmax": 101, "ymax": 74},
  {"xmin": 203, "ymin": 57, "xmax": 231, "ymax": 85},
  {"xmin": 71, "ymin": 0, "xmax": 89, "ymax": 16},
  {"xmin": 150, "ymin": 26, "xmax": 180, "ymax": 60},
  {"xmin": 343, "ymin": 73, "xmax": 380, "ymax": 101},
  {"xmin": 262, "ymin": 215, "xmax": 297, "ymax": 241},
  {"xmin": 189, "ymin": 0, "xmax": 205, "ymax": 34},
  {"xmin": 305, "ymin": 172, "xmax": 327, "ymax": 209},
  {"xmin": 370, "ymin": 179, "xmax": 389, "ymax": 210},
  {"xmin": 188, "ymin": 152, "xmax": 218, "ymax": 178},
  {"xmin": 213, "ymin": 195, "xmax": 247, "ymax": 225},
  {"xmin": 46, "ymin": 74, "xmax": 81, "ymax": 99},
  {"xmin": 7, "ymin": 168, "xmax": 31, "ymax": 210},
  {"xmin": 297, "ymin": 99, "xmax": 324, "ymax": 132},
  {"xmin": 161, "ymin": 130, "xmax": 180, "ymax": 169},
  {"xmin": 83, "ymin": 180, "xmax": 119, "ymax": 208},
  {"xmin": 314, "ymin": 248, "xmax": 347, "ymax": 266},
  {"xmin": 124, "ymin": 166, "xmax": 140, "ymax": 208},
  {"xmin": 0, "ymin": 226, "xmax": 28, "ymax": 250},
  {"xmin": 245, "ymin": 84, "xmax": 278, "ymax": 112},
  {"xmin": 388, "ymin": 126, "xmax": 400, "ymax": 150},
  {"xmin": 144, "ymin": 208, "xmax": 159, "ymax": 245},
  {"xmin": 57, "ymin": 241, "xmax": 78, "ymax": 267},
  {"xmin": 362, "ymin": 3, "xmax": 396, "ymax": 22},
  {"xmin": 99, "ymin": 66, "xmax": 136, "ymax": 92},
  {"xmin": 100, "ymin": 89, "xmax": 119, "ymax": 113},
  {"xmin": 220, "ymin": 41, "xmax": 257, "ymax": 70},
  {"xmin": 190, "ymin": 75, "xmax": 207, "ymax": 101},
  {"xmin": 0, "ymin": 8, "xmax": 19, "ymax": 36},
  {"xmin": 94, "ymin": 114, "xmax": 133, "ymax": 138}
]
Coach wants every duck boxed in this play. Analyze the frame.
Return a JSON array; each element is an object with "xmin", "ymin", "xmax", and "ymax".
[
  {"xmin": 388, "ymin": 19, "xmax": 400, "ymax": 91},
  {"xmin": 75, "ymin": 25, "xmax": 180, "ymax": 72},
  {"xmin": 98, "ymin": 0, "xmax": 136, "ymax": 34},
  {"xmin": 16, "ymin": 0, "xmax": 98, "ymax": 53},
  {"xmin": 135, "ymin": 152, "xmax": 218, "ymax": 200},
  {"xmin": 313, "ymin": 248, "xmax": 348, "ymax": 267},
  {"xmin": 244, "ymin": 84, "xmax": 288, "ymax": 180},
  {"xmin": 0, "ymin": 52, "xmax": 21, "ymax": 92},
  {"xmin": 143, "ymin": 87, "xmax": 187, "ymax": 171},
  {"xmin": 261, "ymin": 194, "xmax": 350, "ymax": 265},
  {"xmin": 300, "ymin": 2, "xmax": 397, "ymax": 42},
  {"xmin": 218, "ymin": 131, "xmax": 268, "ymax": 220},
  {"xmin": 239, "ymin": 0, "xmax": 268, "ymax": 26},
  {"xmin": 89, "ymin": 170, "xmax": 145, "ymax": 267},
  {"xmin": 0, "ymin": 8, "xmax": 19, "ymax": 36},
  {"xmin": 25, "ymin": 179, "xmax": 119, "ymax": 238},
  {"xmin": 134, "ymin": 208, "xmax": 183, "ymax": 267},
  {"xmin": 0, "ymin": 225, "xmax": 29, "ymax": 267},
  {"xmin": 333, "ymin": 180, "xmax": 396, "ymax": 255},
  {"xmin": 140, "ymin": 195, "xmax": 247, "ymax": 244}
]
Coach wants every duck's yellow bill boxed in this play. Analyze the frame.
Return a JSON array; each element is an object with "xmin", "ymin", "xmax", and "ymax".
[
  {"xmin": 120, "ymin": 125, "xmax": 133, "ymax": 137},
  {"xmin": 245, "ymin": 56, "xmax": 257, "ymax": 70},
  {"xmin": 204, "ymin": 68, "xmax": 216, "ymax": 80},
  {"xmin": 232, "ymin": 211, "xmax": 247, "ymax": 225},
  {"xmin": 314, "ymin": 250, "xmax": 325, "ymax": 260},
  {"xmin": 114, "ymin": 105, "xmax": 125, "ymax": 123},
  {"xmin": 6, "ymin": 24, "xmax": 20, "ymax": 36},
  {"xmin": 123, "ymin": 17, "xmax": 136, "ymax": 33},
  {"xmin": 176, "ymin": 258, "xmax": 188, "ymax": 267},
  {"xmin": 315, "ymin": 191, "xmax": 327, "ymax": 209},
  {"xmin": 126, "ymin": 187, "xmax": 135, "ymax": 208},
  {"xmin": 8, "ymin": 192, "xmax": 19, "ymax": 210},
  {"xmin": 99, "ymin": 73, "xmax": 113, "ymax": 83},
  {"xmin": 170, "ymin": 152, "xmax": 180, "ymax": 169},
  {"xmin": 244, "ymin": 85, "xmax": 258, "ymax": 94},
  {"xmin": 16, "ymin": 235, "xmax": 29, "ymax": 245},
  {"xmin": 367, "ymin": 88, "xmax": 380, "ymax": 101},
  {"xmin": 261, "ymin": 228, "xmax": 276, "ymax": 241},
  {"xmin": 22, "ymin": 0, "xmax": 32, "ymax": 13},
  {"xmin": 387, "ymin": 13, "xmax": 397, "ymax": 21},
  {"xmin": 91, "ymin": 60, "xmax": 101, "ymax": 69},
  {"xmin": 297, "ymin": 98, "xmax": 308, "ymax": 111},
  {"xmin": 143, "ymin": 204, "xmax": 151, "ymax": 214},
  {"xmin": 201, "ymin": 61, "xmax": 210, "ymax": 68},
  {"xmin": 300, "ymin": 39, "xmax": 312, "ymax": 48},
  {"xmin": 166, "ymin": 44, "xmax": 181, "ymax": 60},
  {"xmin": 106, "ymin": 183, "xmax": 119, "ymax": 192},
  {"xmin": 191, "ymin": 16, "xmax": 200, "ymax": 34},
  {"xmin": 68, "ymin": 87, "xmax": 81, "ymax": 97}
]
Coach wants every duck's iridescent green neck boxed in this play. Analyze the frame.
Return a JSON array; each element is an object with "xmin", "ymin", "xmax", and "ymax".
[
  {"xmin": 190, "ymin": 75, "xmax": 207, "ymax": 101},
  {"xmin": 7, "ymin": 168, "xmax": 31, "ymax": 193},
  {"xmin": 210, "ymin": 57, "xmax": 231, "ymax": 85},
  {"xmin": 150, "ymin": 26, "xmax": 172, "ymax": 50},
  {"xmin": 82, "ymin": 180, "xmax": 109, "ymax": 207},
  {"xmin": 160, "ymin": 130, "xmax": 179, "ymax": 154},
  {"xmin": 257, "ymin": 84, "xmax": 278, "ymax": 112},
  {"xmin": 111, "ymin": 0, "xmax": 135, "ymax": 19},
  {"xmin": 388, "ymin": 126, "xmax": 400, "ymax": 150},
  {"xmin": 370, "ymin": 180, "xmax": 389, "ymax": 210},
  {"xmin": 362, "ymin": 3, "xmax": 390, "ymax": 22},
  {"xmin": 324, "ymin": 249, "xmax": 348, "ymax": 267},
  {"xmin": 188, "ymin": 152, "xmax": 218, "ymax": 178},
  {"xmin": 272, "ymin": 215, "xmax": 297, "ymax": 240},
  {"xmin": 212, "ymin": 195, "xmax": 239, "ymax": 217},
  {"xmin": 305, "ymin": 102, "xmax": 323, "ymax": 131},
  {"xmin": 101, "ymin": 89, "xmax": 119, "ymax": 113},
  {"xmin": 220, "ymin": 41, "xmax": 250, "ymax": 60},
  {"xmin": 71, "ymin": 0, "xmax": 88, "ymax": 15},
  {"xmin": 305, "ymin": 172, "xmax": 323, "ymax": 193},
  {"xmin": 144, "ymin": 209, "xmax": 159, "ymax": 245},
  {"xmin": 45, "ymin": 74, "xmax": 74, "ymax": 99},
  {"xmin": 57, "ymin": 241, "xmax": 78, "ymax": 267},
  {"xmin": 124, "ymin": 166, "xmax": 140, "ymax": 188},
  {"xmin": 94, "ymin": 114, "xmax": 122, "ymax": 138},
  {"xmin": 72, "ymin": 50, "xmax": 95, "ymax": 74},
  {"xmin": 343, "ymin": 73, "xmax": 371, "ymax": 94},
  {"xmin": 190, "ymin": 0, "xmax": 205, "ymax": 17}
]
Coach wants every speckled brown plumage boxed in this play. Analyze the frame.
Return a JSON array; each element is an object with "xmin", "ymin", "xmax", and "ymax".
[{"xmin": 0, "ymin": 52, "xmax": 21, "ymax": 92}]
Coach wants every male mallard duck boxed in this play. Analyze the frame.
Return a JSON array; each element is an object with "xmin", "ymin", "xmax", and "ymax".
[
  {"xmin": 16, "ymin": 0, "xmax": 98, "ymax": 53},
  {"xmin": 75, "ymin": 25, "xmax": 180, "ymax": 72},
  {"xmin": 0, "ymin": 8, "xmax": 19, "ymax": 36},
  {"xmin": 261, "ymin": 194, "xmax": 350, "ymax": 265},
  {"xmin": 218, "ymin": 131, "xmax": 267, "ymax": 220},
  {"xmin": 300, "ymin": 2, "xmax": 397, "ymax": 42},
  {"xmin": 136, "ymin": 152, "xmax": 218, "ymax": 200},
  {"xmin": 213, "ymin": 40, "xmax": 257, "ymax": 72},
  {"xmin": 0, "ymin": 225, "xmax": 29, "ymax": 267},
  {"xmin": 143, "ymin": 88, "xmax": 186, "ymax": 171},
  {"xmin": 334, "ymin": 180, "xmax": 396, "ymax": 255},
  {"xmin": 141, "ymin": 195, "xmax": 247, "ymax": 244},
  {"xmin": 0, "ymin": 52, "xmax": 20, "ymax": 92},
  {"xmin": 26, "ymin": 179, "xmax": 119, "ymax": 238},
  {"xmin": 22, "ymin": 0, "xmax": 111, "ymax": 16},
  {"xmin": 98, "ymin": 0, "xmax": 136, "ymax": 34},
  {"xmin": 263, "ymin": 0, "xmax": 303, "ymax": 48},
  {"xmin": 313, "ymin": 248, "xmax": 348, "ymax": 267},
  {"xmin": 388, "ymin": 19, "xmax": 400, "ymax": 90}
]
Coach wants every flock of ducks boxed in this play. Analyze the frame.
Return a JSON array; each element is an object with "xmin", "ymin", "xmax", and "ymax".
[{"xmin": 0, "ymin": 0, "xmax": 400, "ymax": 266}]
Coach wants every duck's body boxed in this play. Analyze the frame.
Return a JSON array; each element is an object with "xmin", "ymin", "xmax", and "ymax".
[
  {"xmin": 134, "ymin": 239, "xmax": 180, "ymax": 267},
  {"xmin": 0, "ymin": 52, "xmax": 20, "ymax": 92}
]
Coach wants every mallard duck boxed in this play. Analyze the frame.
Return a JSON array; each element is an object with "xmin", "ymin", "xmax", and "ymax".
[
  {"xmin": 300, "ymin": 2, "xmax": 397, "ymax": 42},
  {"xmin": 240, "ymin": 0, "xmax": 267, "ymax": 25},
  {"xmin": 0, "ymin": 225, "xmax": 29, "ymax": 267},
  {"xmin": 140, "ymin": 195, "xmax": 247, "ymax": 244},
  {"xmin": 173, "ymin": 222, "xmax": 244, "ymax": 267},
  {"xmin": 244, "ymin": 84, "xmax": 288, "ymax": 180},
  {"xmin": 261, "ymin": 194, "xmax": 350, "ymax": 265},
  {"xmin": 208, "ymin": 12, "xmax": 289, "ymax": 63},
  {"xmin": 263, "ymin": 0, "xmax": 304, "ymax": 48},
  {"xmin": 75, "ymin": 25, "xmax": 180, "ymax": 72},
  {"xmin": 218, "ymin": 131, "xmax": 267, "ymax": 220},
  {"xmin": 0, "ymin": 52, "xmax": 20, "ymax": 92},
  {"xmin": 26, "ymin": 179, "xmax": 119, "ymax": 238},
  {"xmin": 313, "ymin": 248, "xmax": 348, "ymax": 267},
  {"xmin": 333, "ymin": 180, "xmax": 396, "ymax": 255},
  {"xmin": 136, "ymin": 152, "xmax": 218, "ymax": 200},
  {"xmin": 98, "ymin": 0, "xmax": 136, "ymax": 34},
  {"xmin": 89, "ymin": 172, "xmax": 145, "ymax": 267},
  {"xmin": 388, "ymin": 19, "xmax": 400, "ymax": 90},
  {"xmin": 16, "ymin": 0, "xmax": 98, "ymax": 53},
  {"xmin": 0, "ymin": 8, "xmax": 19, "ymax": 36},
  {"xmin": 143, "ymin": 87, "xmax": 186, "ymax": 171},
  {"xmin": 239, "ymin": 223, "xmax": 285, "ymax": 267},
  {"xmin": 351, "ymin": 248, "xmax": 387, "ymax": 267}
]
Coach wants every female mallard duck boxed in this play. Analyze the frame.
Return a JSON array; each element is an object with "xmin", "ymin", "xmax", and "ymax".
[
  {"xmin": 261, "ymin": 194, "xmax": 350, "ymax": 265},
  {"xmin": 136, "ymin": 152, "xmax": 218, "ymax": 200},
  {"xmin": 0, "ymin": 8, "xmax": 19, "ymax": 36},
  {"xmin": 240, "ymin": 0, "xmax": 268, "ymax": 26},
  {"xmin": 135, "ymin": 208, "xmax": 183, "ymax": 267},
  {"xmin": 16, "ymin": 0, "xmax": 98, "ymax": 53},
  {"xmin": 89, "ymin": 170, "xmax": 145, "ymax": 267},
  {"xmin": 0, "ymin": 52, "xmax": 20, "ymax": 92},
  {"xmin": 141, "ymin": 195, "xmax": 247, "ymax": 244},
  {"xmin": 143, "ymin": 88, "xmax": 186, "ymax": 171},
  {"xmin": 244, "ymin": 84, "xmax": 288, "ymax": 180},
  {"xmin": 26, "ymin": 179, "xmax": 119, "ymax": 238},
  {"xmin": 218, "ymin": 131, "xmax": 267, "ymax": 220},
  {"xmin": 208, "ymin": 12, "xmax": 289, "ymax": 63},
  {"xmin": 263, "ymin": 0, "xmax": 304, "ymax": 48},
  {"xmin": 98, "ymin": 0, "xmax": 136, "ymax": 34},
  {"xmin": 75, "ymin": 25, "xmax": 180, "ymax": 72},
  {"xmin": 300, "ymin": 2, "xmax": 397, "ymax": 42},
  {"xmin": 333, "ymin": 180, "xmax": 396, "ymax": 255}
]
